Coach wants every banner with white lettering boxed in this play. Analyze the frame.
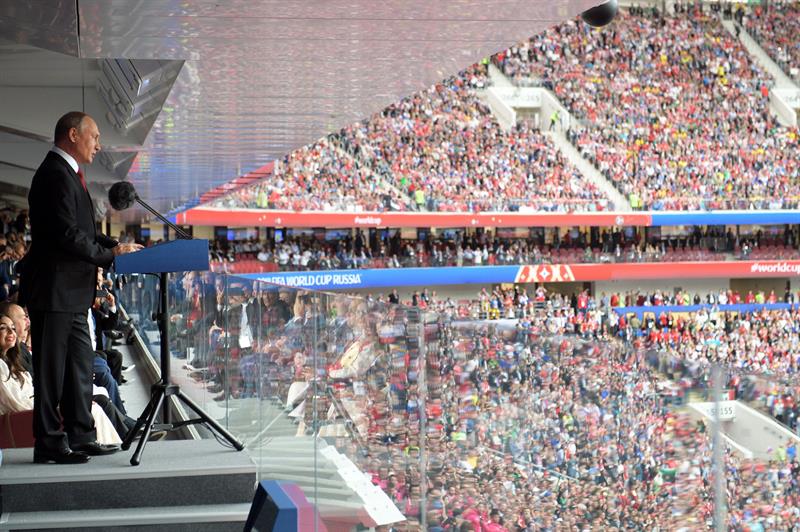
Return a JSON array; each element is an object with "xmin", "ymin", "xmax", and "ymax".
[{"xmin": 242, "ymin": 260, "xmax": 800, "ymax": 290}]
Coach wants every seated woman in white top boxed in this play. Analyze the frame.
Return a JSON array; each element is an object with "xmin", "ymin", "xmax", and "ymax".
[{"xmin": 0, "ymin": 315, "xmax": 121, "ymax": 445}]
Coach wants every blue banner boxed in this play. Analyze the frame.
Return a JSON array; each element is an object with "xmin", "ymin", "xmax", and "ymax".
[
  {"xmin": 240, "ymin": 266, "xmax": 522, "ymax": 290},
  {"xmin": 614, "ymin": 302, "xmax": 799, "ymax": 320},
  {"xmin": 651, "ymin": 210, "xmax": 800, "ymax": 227}
]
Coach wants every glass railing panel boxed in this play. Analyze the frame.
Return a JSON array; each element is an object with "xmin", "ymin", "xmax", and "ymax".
[
  {"xmin": 148, "ymin": 270, "xmax": 222, "ymax": 426},
  {"xmin": 206, "ymin": 276, "xmax": 420, "ymax": 529},
  {"xmin": 118, "ymin": 272, "xmax": 162, "ymax": 366},
  {"xmin": 294, "ymin": 289, "xmax": 417, "ymax": 529},
  {"xmin": 309, "ymin": 292, "xmax": 427, "ymax": 530},
  {"xmin": 118, "ymin": 270, "xmax": 264, "ymax": 436},
  {"xmin": 117, "ymin": 271, "xmax": 800, "ymax": 530}
]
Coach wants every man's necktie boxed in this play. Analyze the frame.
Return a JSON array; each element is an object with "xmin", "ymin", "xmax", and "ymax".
[{"xmin": 77, "ymin": 168, "xmax": 87, "ymax": 192}]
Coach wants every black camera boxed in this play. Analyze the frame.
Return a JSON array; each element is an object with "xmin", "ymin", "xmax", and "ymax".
[{"xmin": 581, "ymin": 0, "xmax": 618, "ymax": 27}]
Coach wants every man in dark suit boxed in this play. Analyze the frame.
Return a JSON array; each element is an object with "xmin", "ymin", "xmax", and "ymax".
[
  {"xmin": 17, "ymin": 111, "xmax": 141, "ymax": 464},
  {"xmin": 90, "ymin": 277, "xmax": 128, "ymax": 414},
  {"xmin": 91, "ymin": 271, "xmax": 125, "ymax": 383}
]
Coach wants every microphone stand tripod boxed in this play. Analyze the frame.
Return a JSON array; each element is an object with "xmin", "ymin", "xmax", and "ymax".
[{"xmin": 121, "ymin": 196, "xmax": 244, "ymax": 466}]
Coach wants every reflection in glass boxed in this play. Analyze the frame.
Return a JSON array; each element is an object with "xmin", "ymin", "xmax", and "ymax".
[{"xmin": 117, "ymin": 271, "xmax": 800, "ymax": 530}]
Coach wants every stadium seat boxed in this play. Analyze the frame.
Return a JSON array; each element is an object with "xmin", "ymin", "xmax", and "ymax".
[{"xmin": 0, "ymin": 410, "xmax": 35, "ymax": 448}]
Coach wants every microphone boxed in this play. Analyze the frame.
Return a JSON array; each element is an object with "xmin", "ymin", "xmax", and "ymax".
[
  {"xmin": 108, "ymin": 181, "xmax": 137, "ymax": 211},
  {"xmin": 107, "ymin": 180, "xmax": 192, "ymax": 239}
]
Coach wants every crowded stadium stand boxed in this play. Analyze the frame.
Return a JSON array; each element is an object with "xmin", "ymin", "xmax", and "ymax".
[
  {"xmin": 188, "ymin": 6, "xmax": 800, "ymax": 218},
  {"xmin": 208, "ymin": 65, "xmax": 610, "ymax": 214},
  {"xmin": 206, "ymin": 222, "xmax": 800, "ymax": 275},
  {"xmin": 495, "ymin": 9, "xmax": 800, "ymax": 211},
  {"xmin": 746, "ymin": 4, "xmax": 800, "ymax": 84},
  {"xmin": 3, "ymin": 2, "xmax": 800, "ymax": 531},
  {"xmin": 208, "ymin": 135, "xmax": 413, "ymax": 213}
]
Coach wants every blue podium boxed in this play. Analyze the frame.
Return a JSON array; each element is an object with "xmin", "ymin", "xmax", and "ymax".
[
  {"xmin": 114, "ymin": 239, "xmax": 210, "ymax": 274},
  {"xmin": 116, "ymin": 238, "xmax": 244, "ymax": 466}
]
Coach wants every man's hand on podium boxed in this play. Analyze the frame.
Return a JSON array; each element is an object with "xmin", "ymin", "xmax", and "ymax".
[{"xmin": 113, "ymin": 243, "xmax": 144, "ymax": 256}]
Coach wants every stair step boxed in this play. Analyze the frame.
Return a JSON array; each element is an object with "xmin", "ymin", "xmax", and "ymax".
[
  {"xmin": 255, "ymin": 453, "xmax": 324, "ymax": 462},
  {"xmin": 271, "ymin": 483, "xmax": 357, "ymax": 500},
  {"xmin": 236, "ymin": 424, "xmax": 299, "ymax": 436},
  {"xmin": 252, "ymin": 439, "xmax": 322, "ymax": 451},
  {"xmin": 310, "ymin": 497, "xmax": 365, "ymax": 514},
  {"xmin": 721, "ymin": 18, "xmax": 797, "ymax": 91},
  {"xmin": 257, "ymin": 451, "xmax": 339, "ymax": 462},
  {"xmin": 0, "ymin": 440, "xmax": 256, "ymax": 514},
  {"xmin": 546, "ymin": 130, "xmax": 631, "ymax": 211},
  {"xmin": 255, "ymin": 463, "xmax": 341, "ymax": 479},
  {"xmin": 0, "ymin": 503, "xmax": 251, "ymax": 531},
  {"xmin": 266, "ymin": 472, "xmax": 351, "ymax": 490}
]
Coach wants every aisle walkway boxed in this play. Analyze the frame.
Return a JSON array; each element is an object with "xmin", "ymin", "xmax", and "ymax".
[{"xmin": 721, "ymin": 17, "xmax": 797, "ymax": 90}]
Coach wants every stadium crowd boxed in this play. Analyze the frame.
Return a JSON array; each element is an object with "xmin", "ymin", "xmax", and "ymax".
[
  {"xmin": 745, "ymin": 3, "xmax": 800, "ymax": 84},
  {"xmin": 208, "ymin": 63, "xmax": 609, "ymax": 214},
  {"xmin": 426, "ymin": 284, "xmax": 800, "ymax": 439},
  {"xmin": 336, "ymin": 65, "xmax": 607, "ymax": 213},
  {"xmin": 210, "ymin": 223, "xmax": 800, "ymax": 274},
  {"xmin": 208, "ymin": 135, "xmax": 410, "ymax": 212},
  {"xmin": 202, "ymin": 7, "xmax": 800, "ymax": 215},
  {"xmin": 414, "ymin": 318, "xmax": 800, "ymax": 531},
  {"xmin": 494, "ymin": 9, "xmax": 800, "ymax": 211}
]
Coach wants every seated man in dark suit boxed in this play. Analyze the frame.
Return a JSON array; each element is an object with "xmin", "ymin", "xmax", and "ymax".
[
  {"xmin": 0, "ymin": 249, "xmax": 13, "ymax": 302},
  {"xmin": 89, "ymin": 283, "xmax": 126, "ymax": 415},
  {"xmin": 93, "ymin": 356, "xmax": 125, "ymax": 415},
  {"xmin": 91, "ymin": 271, "xmax": 125, "ymax": 383}
]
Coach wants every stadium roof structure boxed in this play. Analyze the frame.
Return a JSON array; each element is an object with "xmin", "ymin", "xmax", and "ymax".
[{"xmin": 0, "ymin": 0, "xmax": 601, "ymax": 219}]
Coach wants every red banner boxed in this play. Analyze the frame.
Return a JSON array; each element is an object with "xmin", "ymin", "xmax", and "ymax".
[
  {"xmin": 514, "ymin": 261, "xmax": 800, "ymax": 283},
  {"xmin": 175, "ymin": 208, "xmax": 652, "ymax": 228}
]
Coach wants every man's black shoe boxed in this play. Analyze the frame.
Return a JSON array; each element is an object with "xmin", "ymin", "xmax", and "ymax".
[
  {"xmin": 33, "ymin": 448, "xmax": 91, "ymax": 464},
  {"xmin": 69, "ymin": 441, "xmax": 120, "ymax": 455}
]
